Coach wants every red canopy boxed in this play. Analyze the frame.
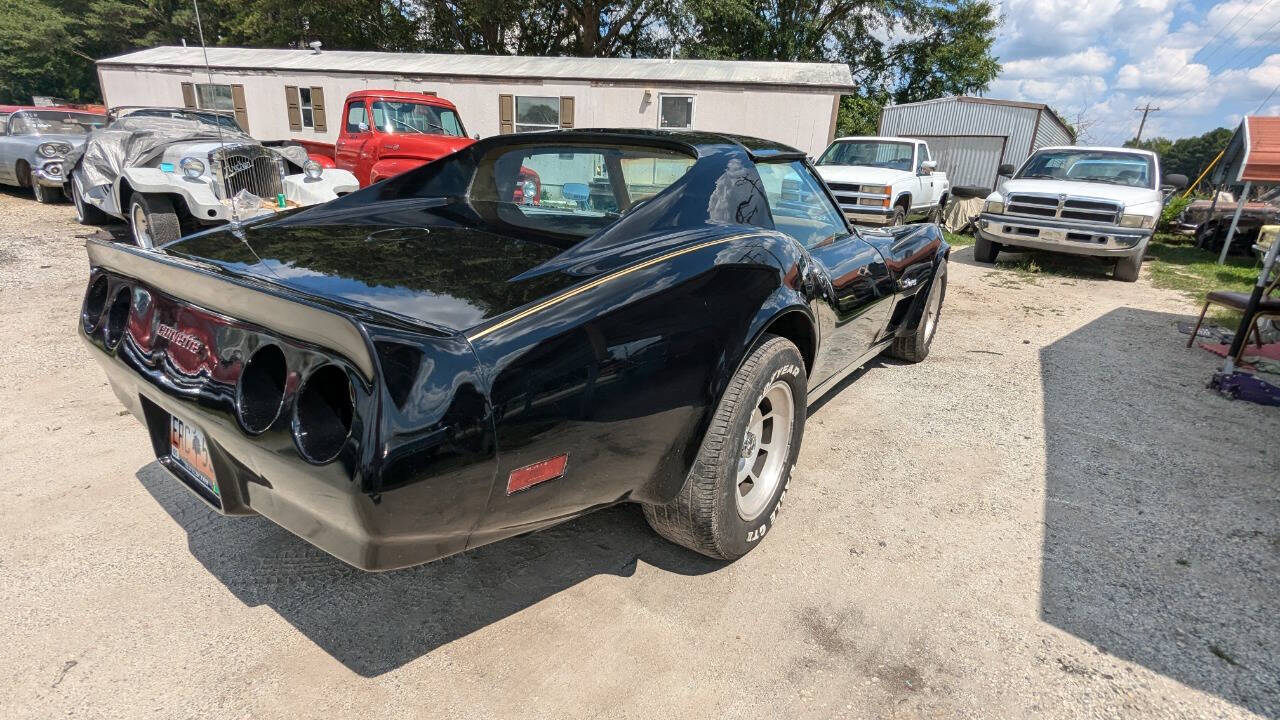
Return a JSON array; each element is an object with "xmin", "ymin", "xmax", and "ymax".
[{"xmin": 1241, "ymin": 116, "xmax": 1280, "ymax": 183}]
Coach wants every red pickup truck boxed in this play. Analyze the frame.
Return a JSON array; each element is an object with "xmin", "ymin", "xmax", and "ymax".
[{"xmin": 299, "ymin": 90, "xmax": 538, "ymax": 200}]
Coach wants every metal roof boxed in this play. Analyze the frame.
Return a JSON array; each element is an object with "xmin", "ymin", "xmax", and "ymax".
[
  {"xmin": 98, "ymin": 46, "xmax": 856, "ymax": 91},
  {"xmin": 882, "ymin": 95, "xmax": 1076, "ymax": 143}
]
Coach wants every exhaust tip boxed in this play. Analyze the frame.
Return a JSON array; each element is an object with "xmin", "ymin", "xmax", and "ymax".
[
  {"xmin": 104, "ymin": 286, "xmax": 132, "ymax": 350},
  {"xmin": 236, "ymin": 344, "xmax": 287, "ymax": 435},
  {"xmin": 292, "ymin": 364, "xmax": 353, "ymax": 464},
  {"xmin": 83, "ymin": 275, "xmax": 109, "ymax": 334}
]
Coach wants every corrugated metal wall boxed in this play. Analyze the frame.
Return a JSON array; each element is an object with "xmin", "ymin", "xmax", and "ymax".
[
  {"xmin": 879, "ymin": 97, "xmax": 1074, "ymax": 189},
  {"xmin": 912, "ymin": 135, "xmax": 1006, "ymax": 189}
]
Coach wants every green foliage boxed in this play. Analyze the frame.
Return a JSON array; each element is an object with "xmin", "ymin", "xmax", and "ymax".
[
  {"xmin": 1125, "ymin": 127, "xmax": 1233, "ymax": 193},
  {"xmin": 1159, "ymin": 194, "xmax": 1191, "ymax": 232}
]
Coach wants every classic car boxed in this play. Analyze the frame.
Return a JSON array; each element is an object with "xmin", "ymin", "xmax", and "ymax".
[
  {"xmin": 976, "ymin": 146, "xmax": 1187, "ymax": 281},
  {"xmin": 0, "ymin": 107, "xmax": 105, "ymax": 203},
  {"xmin": 79, "ymin": 129, "xmax": 949, "ymax": 571},
  {"xmin": 65, "ymin": 108, "xmax": 359, "ymax": 248},
  {"xmin": 815, "ymin": 136, "xmax": 950, "ymax": 226}
]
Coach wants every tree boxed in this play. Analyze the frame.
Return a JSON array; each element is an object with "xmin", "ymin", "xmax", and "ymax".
[{"xmin": 1125, "ymin": 127, "xmax": 1233, "ymax": 192}]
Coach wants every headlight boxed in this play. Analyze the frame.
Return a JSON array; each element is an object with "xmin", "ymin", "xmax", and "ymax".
[
  {"xmin": 303, "ymin": 160, "xmax": 323, "ymax": 181},
  {"xmin": 1119, "ymin": 214, "xmax": 1154, "ymax": 229},
  {"xmin": 861, "ymin": 184, "xmax": 887, "ymax": 194},
  {"xmin": 37, "ymin": 142, "xmax": 69, "ymax": 158},
  {"xmin": 984, "ymin": 199, "xmax": 1005, "ymax": 214},
  {"xmin": 521, "ymin": 179, "xmax": 536, "ymax": 200},
  {"xmin": 179, "ymin": 156, "xmax": 205, "ymax": 179}
]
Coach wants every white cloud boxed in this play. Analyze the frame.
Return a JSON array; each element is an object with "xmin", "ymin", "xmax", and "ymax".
[
  {"xmin": 1114, "ymin": 46, "xmax": 1211, "ymax": 93},
  {"xmin": 1002, "ymin": 48, "xmax": 1115, "ymax": 78},
  {"xmin": 1204, "ymin": 1, "xmax": 1280, "ymax": 48}
]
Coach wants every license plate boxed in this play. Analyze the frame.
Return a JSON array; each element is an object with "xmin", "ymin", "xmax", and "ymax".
[
  {"xmin": 1041, "ymin": 228, "xmax": 1066, "ymax": 241},
  {"xmin": 169, "ymin": 415, "xmax": 219, "ymax": 497}
]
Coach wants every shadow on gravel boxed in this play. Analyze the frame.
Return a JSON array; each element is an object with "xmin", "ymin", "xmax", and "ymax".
[
  {"xmin": 1040, "ymin": 307, "xmax": 1279, "ymax": 717},
  {"xmin": 137, "ymin": 463, "xmax": 723, "ymax": 676}
]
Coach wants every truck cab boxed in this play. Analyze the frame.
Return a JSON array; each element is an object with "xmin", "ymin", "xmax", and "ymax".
[
  {"xmin": 814, "ymin": 136, "xmax": 950, "ymax": 226},
  {"xmin": 328, "ymin": 91, "xmax": 474, "ymax": 186}
]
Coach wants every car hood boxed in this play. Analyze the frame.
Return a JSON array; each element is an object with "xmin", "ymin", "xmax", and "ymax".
[
  {"xmin": 815, "ymin": 165, "xmax": 910, "ymax": 185},
  {"xmin": 161, "ymin": 198, "xmax": 585, "ymax": 333},
  {"xmin": 998, "ymin": 178, "xmax": 1163, "ymax": 214}
]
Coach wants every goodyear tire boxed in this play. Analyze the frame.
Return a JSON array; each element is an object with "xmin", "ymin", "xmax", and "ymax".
[{"xmin": 643, "ymin": 334, "xmax": 806, "ymax": 560}]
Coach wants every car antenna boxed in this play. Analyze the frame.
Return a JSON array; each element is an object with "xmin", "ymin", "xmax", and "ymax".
[{"xmin": 191, "ymin": 0, "xmax": 245, "ymax": 241}]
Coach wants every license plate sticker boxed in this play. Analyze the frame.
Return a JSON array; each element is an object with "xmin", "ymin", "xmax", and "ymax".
[{"xmin": 169, "ymin": 415, "xmax": 219, "ymax": 497}]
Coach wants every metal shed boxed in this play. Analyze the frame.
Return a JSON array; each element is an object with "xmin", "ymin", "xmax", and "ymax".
[{"xmin": 879, "ymin": 96, "xmax": 1076, "ymax": 190}]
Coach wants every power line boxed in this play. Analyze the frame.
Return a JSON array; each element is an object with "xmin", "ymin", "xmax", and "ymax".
[
  {"xmin": 1252, "ymin": 78, "xmax": 1280, "ymax": 114},
  {"xmin": 1133, "ymin": 103, "xmax": 1161, "ymax": 142}
]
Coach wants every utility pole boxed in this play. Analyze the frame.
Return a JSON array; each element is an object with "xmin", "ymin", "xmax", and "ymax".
[{"xmin": 1133, "ymin": 103, "xmax": 1160, "ymax": 143}]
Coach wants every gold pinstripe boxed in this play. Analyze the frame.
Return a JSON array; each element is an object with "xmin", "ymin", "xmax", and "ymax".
[{"xmin": 467, "ymin": 232, "xmax": 761, "ymax": 341}]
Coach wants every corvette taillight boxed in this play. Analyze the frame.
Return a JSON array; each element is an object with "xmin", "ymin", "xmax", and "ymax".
[
  {"xmin": 104, "ymin": 286, "xmax": 132, "ymax": 350},
  {"xmin": 292, "ymin": 364, "xmax": 353, "ymax": 464},
  {"xmin": 83, "ymin": 275, "xmax": 109, "ymax": 333},
  {"xmin": 236, "ymin": 344, "xmax": 287, "ymax": 435}
]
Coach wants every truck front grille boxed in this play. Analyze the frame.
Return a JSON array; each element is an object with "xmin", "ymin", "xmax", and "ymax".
[
  {"xmin": 1006, "ymin": 193, "xmax": 1122, "ymax": 224},
  {"xmin": 212, "ymin": 144, "xmax": 284, "ymax": 201}
]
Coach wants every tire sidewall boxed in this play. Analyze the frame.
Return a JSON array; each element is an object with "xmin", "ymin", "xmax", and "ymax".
[
  {"xmin": 712, "ymin": 340, "xmax": 807, "ymax": 558},
  {"xmin": 892, "ymin": 206, "xmax": 906, "ymax": 226}
]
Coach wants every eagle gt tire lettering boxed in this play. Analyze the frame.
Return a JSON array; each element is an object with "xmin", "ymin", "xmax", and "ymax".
[{"xmin": 642, "ymin": 334, "xmax": 806, "ymax": 560}]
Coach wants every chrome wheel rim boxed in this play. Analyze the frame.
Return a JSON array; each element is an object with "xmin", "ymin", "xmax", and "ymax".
[
  {"xmin": 923, "ymin": 263, "xmax": 946, "ymax": 341},
  {"xmin": 735, "ymin": 379, "xmax": 795, "ymax": 521},
  {"xmin": 131, "ymin": 203, "xmax": 153, "ymax": 248}
]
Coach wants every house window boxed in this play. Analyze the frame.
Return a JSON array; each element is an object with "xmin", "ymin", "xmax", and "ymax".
[
  {"xmin": 195, "ymin": 83, "xmax": 234, "ymax": 112},
  {"xmin": 515, "ymin": 96, "xmax": 560, "ymax": 133},
  {"xmin": 658, "ymin": 94, "xmax": 694, "ymax": 129},
  {"xmin": 298, "ymin": 87, "xmax": 314, "ymax": 129}
]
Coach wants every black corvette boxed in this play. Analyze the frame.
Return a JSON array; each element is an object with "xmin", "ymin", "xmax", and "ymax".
[{"xmin": 80, "ymin": 129, "xmax": 948, "ymax": 570}]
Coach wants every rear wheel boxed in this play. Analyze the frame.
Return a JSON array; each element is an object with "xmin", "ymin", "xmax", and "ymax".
[
  {"xmin": 888, "ymin": 259, "xmax": 947, "ymax": 362},
  {"xmin": 973, "ymin": 235, "xmax": 1000, "ymax": 263},
  {"xmin": 128, "ymin": 193, "xmax": 181, "ymax": 249},
  {"xmin": 71, "ymin": 176, "xmax": 109, "ymax": 225},
  {"xmin": 643, "ymin": 335, "xmax": 806, "ymax": 560}
]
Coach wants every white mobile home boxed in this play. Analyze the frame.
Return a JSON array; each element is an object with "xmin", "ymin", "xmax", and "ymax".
[{"xmin": 95, "ymin": 47, "xmax": 855, "ymax": 156}]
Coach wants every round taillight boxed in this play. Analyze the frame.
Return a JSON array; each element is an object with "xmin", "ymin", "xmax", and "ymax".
[
  {"xmin": 236, "ymin": 344, "xmax": 287, "ymax": 435},
  {"xmin": 292, "ymin": 364, "xmax": 353, "ymax": 464},
  {"xmin": 83, "ymin": 275, "xmax": 109, "ymax": 333},
  {"xmin": 104, "ymin": 286, "xmax": 132, "ymax": 350}
]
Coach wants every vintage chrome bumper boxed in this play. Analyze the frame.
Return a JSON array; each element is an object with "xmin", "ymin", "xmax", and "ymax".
[
  {"xmin": 976, "ymin": 213, "xmax": 1152, "ymax": 257},
  {"xmin": 32, "ymin": 160, "xmax": 65, "ymax": 187},
  {"xmin": 843, "ymin": 206, "xmax": 894, "ymax": 225}
]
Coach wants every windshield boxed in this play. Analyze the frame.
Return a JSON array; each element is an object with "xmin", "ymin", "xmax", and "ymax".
[
  {"xmin": 1017, "ymin": 150, "xmax": 1155, "ymax": 188},
  {"xmin": 471, "ymin": 144, "xmax": 696, "ymax": 238},
  {"xmin": 817, "ymin": 140, "xmax": 914, "ymax": 171},
  {"xmin": 114, "ymin": 109, "xmax": 243, "ymax": 132},
  {"xmin": 370, "ymin": 101, "xmax": 466, "ymax": 137},
  {"xmin": 9, "ymin": 111, "xmax": 102, "ymax": 136}
]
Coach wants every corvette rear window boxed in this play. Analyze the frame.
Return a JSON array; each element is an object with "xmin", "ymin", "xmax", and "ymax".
[{"xmin": 472, "ymin": 144, "xmax": 696, "ymax": 238}]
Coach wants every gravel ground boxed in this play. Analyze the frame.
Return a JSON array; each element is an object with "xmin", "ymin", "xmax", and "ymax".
[{"xmin": 1, "ymin": 187, "xmax": 1277, "ymax": 719}]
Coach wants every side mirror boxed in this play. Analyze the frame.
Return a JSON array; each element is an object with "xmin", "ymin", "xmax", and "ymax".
[
  {"xmin": 920, "ymin": 159, "xmax": 938, "ymax": 174},
  {"xmin": 998, "ymin": 163, "xmax": 1016, "ymax": 177},
  {"xmin": 1165, "ymin": 173, "xmax": 1188, "ymax": 190}
]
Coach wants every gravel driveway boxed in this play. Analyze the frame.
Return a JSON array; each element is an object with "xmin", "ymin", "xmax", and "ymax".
[{"xmin": 1, "ymin": 188, "xmax": 1276, "ymax": 719}]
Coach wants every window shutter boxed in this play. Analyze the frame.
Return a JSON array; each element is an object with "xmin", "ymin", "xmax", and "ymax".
[
  {"xmin": 231, "ymin": 84, "xmax": 249, "ymax": 134},
  {"xmin": 181, "ymin": 82, "xmax": 196, "ymax": 109},
  {"xmin": 285, "ymin": 86, "xmax": 301, "ymax": 131},
  {"xmin": 498, "ymin": 94, "xmax": 513, "ymax": 134},
  {"xmin": 559, "ymin": 96, "xmax": 574, "ymax": 128},
  {"xmin": 310, "ymin": 87, "xmax": 326, "ymax": 132}
]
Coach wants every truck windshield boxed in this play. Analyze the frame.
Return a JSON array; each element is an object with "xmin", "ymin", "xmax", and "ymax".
[
  {"xmin": 9, "ymin": 111, "xmax": 102, "ymax": 136},
  {"xmin": 816, "ymin": 140, "xmax": 914, "ymax": 171},
  {"xmin": 371, "ymin": 101, "xmax": 466, "ymax": 137},
  {"xmin": 1018, "ymin": 150, "xmax": 1155, "ymax": 188}
]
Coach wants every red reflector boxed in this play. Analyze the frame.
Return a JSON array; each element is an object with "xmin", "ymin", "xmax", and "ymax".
[{"xmin": 506, "ymin": 454, "xmax": 569, "ymax": 495}]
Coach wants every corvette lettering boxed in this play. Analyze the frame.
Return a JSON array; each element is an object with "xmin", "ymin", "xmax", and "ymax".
[{"xmin": 156, "ymin": 323, "xmax": 203, "ymax": 355}]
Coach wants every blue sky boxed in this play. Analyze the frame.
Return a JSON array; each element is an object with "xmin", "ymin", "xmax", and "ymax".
[{"xmin": 987, "ymin": 0, "xmax": 1280, "ymax": 144}]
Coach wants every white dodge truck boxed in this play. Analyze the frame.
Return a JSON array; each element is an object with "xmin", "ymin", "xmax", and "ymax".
[
  {"xmin": 815, "ymin": 136, "xmax": 950, "ymax": 226},
  {"xmin": 975, "ymin": 146, "xmax": 1186, "ymax": 282}
]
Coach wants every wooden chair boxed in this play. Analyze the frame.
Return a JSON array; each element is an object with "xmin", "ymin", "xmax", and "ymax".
[{"xmin": 1187, "ymin": 264, "xmax": 1280, "ymax": 362}]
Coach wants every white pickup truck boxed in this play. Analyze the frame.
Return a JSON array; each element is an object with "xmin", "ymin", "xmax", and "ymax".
[
  {"xmin": 975, "ymin": 146, "xmax": 1186, "ymax": 282},
  {"xmin": 814, "ymin": 136, "xmax": 950, "ymax": 226}
]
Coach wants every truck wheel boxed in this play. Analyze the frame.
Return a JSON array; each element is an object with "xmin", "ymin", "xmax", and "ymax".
[
  {"xmin": 974, "ymin": 235, "xmax": 1000, "ymax": 263},
  {"xmin": 891, "ymin": 206, "xmax": 906, "ymax": 226},
  {"xmin": 128, "ymin": 194, "xmax": 181, "ymax": 249},
  {"xmin": 643, "ymin": 334, "xmax": 806, "ymax": 560},
  {"xmin": 888, "ymin": 259, "xmax": 946, "ymax": 362},
  {"xmin": 31, "ymin": 173, "xmax": 62, "ymax": 204},
  {"xmin": 1114, "ymin": 249, "xmax": 1143, "ymax": 282},
  {"xmin": 71, "ymin": 176, "xmax": 108, "ymax": 225}
]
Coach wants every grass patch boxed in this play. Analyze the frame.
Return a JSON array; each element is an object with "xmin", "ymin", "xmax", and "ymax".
[
  {"xmin": 943, "ymin": 230, "xmax": 974, "ymax": 248},
  {"xmin": 1145, "ymin": 233, "xmax": 1261, "ymax": 326}
]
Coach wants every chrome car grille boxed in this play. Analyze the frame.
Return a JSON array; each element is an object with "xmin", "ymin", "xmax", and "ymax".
[
  {"xmin": 1005, "ymin": 193, "xmax": 1122, "ymax": 224},
  {"xmin": 211, "ymin": 144, "xmax": 284, "ymax": 201},
  {"xmin": 824, "ymin": 181, "xmax": 886, "ymax": 214}
]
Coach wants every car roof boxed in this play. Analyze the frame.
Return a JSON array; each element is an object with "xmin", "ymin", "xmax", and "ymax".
[
  {"xmin": 1037, "ymin": 145, "xmax": 1157, "ymax": 157},
  {"xmin": 347, "ymin": 90, "xmax": 458, "ymax": 109},
  {"xmin": 483, "ymin": 128, "xmax": 806, "ymax": 162},
  {"xmin": 830, "ymin": 135, "xmax": 924, "ymax": 145}
]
